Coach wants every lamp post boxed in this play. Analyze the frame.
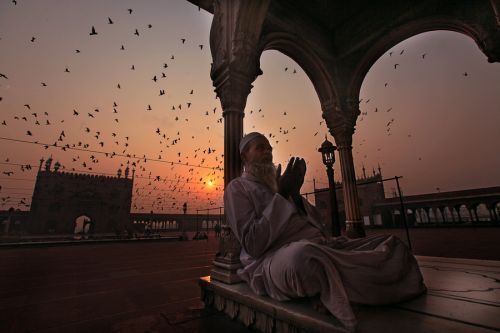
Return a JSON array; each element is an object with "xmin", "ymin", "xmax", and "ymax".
[
  {"xmin": 182, "ymin": 202, "xmax": 187, "ymax": 232},
  {"xmin": 318, "ymin": 136, "xmax": 341, "ymax": 237}
]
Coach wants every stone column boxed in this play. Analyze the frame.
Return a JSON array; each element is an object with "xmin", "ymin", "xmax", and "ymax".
[
  {"xmin": 208, "ymin": 0, "xmax": 268, "ymax": 284},
  {"xmin": 449, "ymin": 207, "xmax": 456, "ymax": 223},
  {"xmin": 439, "ymin": 207, "xmax": 446, "ymax": 223},
  {"xmin": 210, "ymin": 71, "xmax": 257, "ymax": 284},
  {"xmin": 472, "ymin": 206, "xmax": 479, "ymax": 222},
  {"xmin": 423, "ymin": 207, "xmax": 430, "ymax": 223},
  {"xmin": 488, "ymin": 208, "xmax": 495, "ymax": 221},
  {"xmin": 326, "ymin": 102, "xmax": 365, "ymax": 238},
  {"xmin": 455, "ymin": 205, "xmax": 463, "ymax": 222},
  {"xmin": 467, "ymin": 206, "xmax": 475, "ymax": 222}
]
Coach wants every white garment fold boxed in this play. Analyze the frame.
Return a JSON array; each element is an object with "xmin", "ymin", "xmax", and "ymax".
[{"xmin": 224, "ymin": 172, "xmax": 426, "ymax": 332}]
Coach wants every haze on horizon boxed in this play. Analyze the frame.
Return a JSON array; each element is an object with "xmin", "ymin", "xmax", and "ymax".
[{"xmin": 1, "ymin": 0, "xmax": 500, "ymax": 213}]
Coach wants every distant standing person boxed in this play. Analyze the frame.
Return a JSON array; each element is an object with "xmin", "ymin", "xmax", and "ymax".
[{"xmin": 214, "ymin": 223, "xmax": 221, "ymax": 238}]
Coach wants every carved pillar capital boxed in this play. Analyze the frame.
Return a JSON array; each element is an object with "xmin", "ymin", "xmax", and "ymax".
[
  {"xmin": 211, "ymin": 67, "xmax": 257, "ymax": 116},
  {"xmin": 322, "ymin": 100, "xmax": 360, "ymax": 148}
]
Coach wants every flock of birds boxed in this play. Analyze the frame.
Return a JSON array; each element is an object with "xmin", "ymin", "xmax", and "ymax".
[
  {"xmin": 0, "ymin": 4, "xmax": 224, "ymax": 212},
  {"xmin": 0, "ymin": 2, "xmax": 473, "ymax": 213}
]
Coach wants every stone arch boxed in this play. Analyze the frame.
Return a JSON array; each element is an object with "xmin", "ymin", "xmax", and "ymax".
[
  {"xmin": 476, "ymin": 203, "xmax": 490, "ymax": 221},
  {"xmin": 443, "ymin": 206, "xmax": 454, "ymax": 222},
  {"xmin": 414, "ymin": 209, "xmax": 423, "ymax": 223},
  {"xmin": 458, "ymin": 204, "xmax": 471, "ymax": 222},
  {"xmin": 350, "ymin": 18, "xmax": 500, "ymax": 98},
  {"xmin": 258, "ymin": 31, "xmax": 338, "ymax": 113},
  {"xmin": 495, "ymin": 202, "xmax": 500, "ymax": 221},
  {"xmin": 73, "ymin": 214, "xmax": 93, "ymax": 236}
]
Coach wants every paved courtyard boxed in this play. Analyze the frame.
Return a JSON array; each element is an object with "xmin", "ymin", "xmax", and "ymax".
[{"xmin": 0, "ymin": 228, "xmax": 499, "ymax": 332}]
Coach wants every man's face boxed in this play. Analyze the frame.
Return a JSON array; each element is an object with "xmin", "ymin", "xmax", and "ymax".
[{"xmin": 242, "ymin": 136, "xmax": 273, "ymax": 165}]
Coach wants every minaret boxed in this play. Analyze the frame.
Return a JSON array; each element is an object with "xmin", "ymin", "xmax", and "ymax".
[
  {"xmin": 38, "ymin": 157, "xmax": 45, "ymax": 171},
  {"xmin": 45, "ymin": 156, "xmax": 53, "ymax": 171},
  {"xmin": 362, "ymin": 164, "xmax": 366, "ymax": 179},
  {"xmin": 53, "ymin": 161, "xmax": 61, "ymax": 172},
  {"xmin": 377, "ymin": 163, "xmax": 382, "ymax": 178},
  {"xmin": 124, "ymin": 165, "xmax": 130, "ymax": 178},
  {"xmin": 117, "ymin": 168, "xmax": 122, "ymax": 178}
]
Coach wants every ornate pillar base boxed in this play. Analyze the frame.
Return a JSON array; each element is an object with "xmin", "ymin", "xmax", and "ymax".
[
  {"xmin": 210, "ymin": 226, "xmax": 243, "ymax": 284},
  {"xmin": 211, "ymin": 258, "xmax": 242, "ymax": 284},
  {"xmin": 345, "ymin": 221, "xmax": 366, "ymax": 238}
]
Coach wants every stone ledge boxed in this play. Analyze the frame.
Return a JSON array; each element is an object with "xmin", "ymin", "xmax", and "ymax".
[
  {"xmin": 0, "ymin": 236, "xmax": 182, "ymax": 248},
  {"xmin": 198, "ymin": 276, "xmax": 349, "ymax": 333}
]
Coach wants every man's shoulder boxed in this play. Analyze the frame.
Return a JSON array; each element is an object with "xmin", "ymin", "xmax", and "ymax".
[{"xmin": 226, "ymin": 176, "xmax": 246, "ymax": 190}]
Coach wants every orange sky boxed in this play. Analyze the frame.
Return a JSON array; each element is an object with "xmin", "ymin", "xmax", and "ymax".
[{"xmin": 1, "ymin": 0, "xmax": 500, "ymax": 213}]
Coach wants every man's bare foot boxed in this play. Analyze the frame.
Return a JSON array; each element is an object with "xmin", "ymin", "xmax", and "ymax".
[{"xmin": 309, "ymin": 295, "xmax": 329, "ymax": 314}]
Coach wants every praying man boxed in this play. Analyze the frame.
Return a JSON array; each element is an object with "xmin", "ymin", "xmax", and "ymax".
[{"xmin": 224, "ymin": 132, "xmax": 426, "ymax": 332}]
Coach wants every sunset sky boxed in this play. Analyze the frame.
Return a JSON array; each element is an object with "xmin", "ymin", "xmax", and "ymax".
[{"xmin": 1, "ymin": 0, "xmax": 500, "ymax": 213}]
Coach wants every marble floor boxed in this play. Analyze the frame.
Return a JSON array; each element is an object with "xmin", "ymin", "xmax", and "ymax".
[{"xmin": 0, "ymin": 237, "xmax": 498, "ymax": 332}]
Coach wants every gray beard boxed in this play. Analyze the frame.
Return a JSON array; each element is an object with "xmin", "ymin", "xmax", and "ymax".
[{"xmin": 246, "ymin": 162, "xmax": 278, "ymax": 193}]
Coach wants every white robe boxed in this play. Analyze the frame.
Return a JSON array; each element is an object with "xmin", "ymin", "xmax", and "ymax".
[{"xmin": 224, "ymin": 172, "xmax": 426, "ymax": 332}]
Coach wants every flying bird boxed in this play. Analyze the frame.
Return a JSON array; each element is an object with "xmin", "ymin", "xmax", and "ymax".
[
  {"xmin": 394, "ymin": 64, "xmax": 399, "ymax": 69},
  {"xmin": 134, "ymin": 29, "xmax": 139, "ymax": 36},
  {"xmin": 181, "ymin": 38, "xmax": 186, "ymax": 44},
  {"xmin": 90, "ymin": 26, "xmax": 97, "ymax": 35},
  {"xmin": 128, "ymin": 8, "xmax": 133, "ymax": 14},
  {"xmin": 31, "ymin": 37, "xmax": 36, "ymax": 42},
  {"xmin": 0, "ymin": 73, "xmax": 8, "ymax": 79},
  {"xmin": 108, "ymin": 17, "xmax": 114, "ymax": 24},
  {"xmin": 422, "ymin": 53, "xmax": 427, "ymax": 59},
  {"xmin": 199, "ymin": 44, "xmax": 203, "ymax": 50}
]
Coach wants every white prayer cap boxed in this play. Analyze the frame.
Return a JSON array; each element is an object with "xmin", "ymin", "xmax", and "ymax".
[{"xmin": 239, "ymin": 132, "xmax": 266, "ymax": 153}]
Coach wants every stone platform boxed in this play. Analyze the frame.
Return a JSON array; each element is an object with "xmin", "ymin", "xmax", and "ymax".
[
  {"xmin": 200, "ymin": 255, "xmax": 500, "ymax": 333},
  {"xmin": 1, "ymin": 232, "xmax": 499, "ymax": 332}
]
